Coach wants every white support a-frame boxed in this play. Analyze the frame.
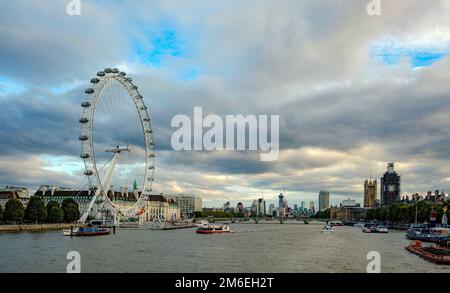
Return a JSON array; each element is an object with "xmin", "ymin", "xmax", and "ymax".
[{"xmin": 78, "ymin": 146, "xmax": 130, "ymax": 224}]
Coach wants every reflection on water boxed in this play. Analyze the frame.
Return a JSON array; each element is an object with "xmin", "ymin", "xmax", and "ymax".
[{"xmin": 1, "ymin": 221, "xmax": 449, "ymax": 273}]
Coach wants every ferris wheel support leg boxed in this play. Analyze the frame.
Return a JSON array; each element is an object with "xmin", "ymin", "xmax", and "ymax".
[
  {"xmin": 101, "ymin": 152, "xmax": 120, "ymax": 201},
  {"xmin": 78, "ymin": 153, "xmax": 120, "ymax": 223}
]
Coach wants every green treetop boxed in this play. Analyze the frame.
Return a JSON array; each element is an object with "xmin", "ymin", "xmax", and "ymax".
[
  {"xmin": 24, "ymin": 196, "xmax": 47, "ymax": 223},
  {"xmin": 3, "ymin": 198, "xmax": 25, "ymax": 223}
]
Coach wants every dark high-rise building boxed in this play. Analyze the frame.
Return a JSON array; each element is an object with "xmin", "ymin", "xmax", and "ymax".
[
  {"xmin": 380, "ymin": 162, "xmax": 400, "ymax": 205},
  {"xmin": 258, "ymin": 198, "xmax": 266, "ymax": 216},
  {"xmin": 236, "ymin": 202, "xmax": 244, "ymax": 213},
  {"xmin": 278, "ymin": 193, "xmax": 284, "ymax": 208},
  {"xmin": 318, "ymin": 190, "xmax": 330, "ymax": 211}
]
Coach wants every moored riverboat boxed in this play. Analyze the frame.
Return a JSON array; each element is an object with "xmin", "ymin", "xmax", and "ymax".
[
  {"xmin": 329, "ymin": 221, "xmax": 344, "ymax": 227},
  {"xmin": 406, "ymin": 226, "xmax": 450, "ymax": 243},
  {"xmin": 63, "ymin": 226, "xmax": 110, "ymax": 236},
  {"xmin": 354, "ymin": 222, "xmax": 365, "ymax": 228},
  {"xmin": 373, "ymin": 225, "xmax": 389, "ymax": 233},
  {"xmin": 196, "ymin": 224, "xmax": 230, "ymax": 234},
  {"xmin": 63, "ymin": 227, "xmax": 79, "ymax": 236},
  {"xmin": 362, "ymin": 224, "xmax": 375, "ymax": 233},
  {"xmin": 405, "ymin": 241, "xmax": 450, "ymax": 265}
]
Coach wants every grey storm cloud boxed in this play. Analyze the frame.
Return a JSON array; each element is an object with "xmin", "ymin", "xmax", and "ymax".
[
  {"xmin": 0, "ymin": 0, "xmax": 450, "ymax": 206},
  {"xmin": 0, "ymin": 90, "xmax": 80, "ymax": 156},
  {"xmin": 279, "ymin": 59, "xmax": 450, "ymax": 155}
]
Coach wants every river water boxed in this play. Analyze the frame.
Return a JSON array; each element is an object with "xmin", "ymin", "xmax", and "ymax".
[{"xmin": 1, "ymin": 221, "xmax": 449, "ymax": 273}]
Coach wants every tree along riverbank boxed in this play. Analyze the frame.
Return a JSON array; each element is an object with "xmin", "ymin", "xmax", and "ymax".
[{"xmin": 0, "ymin": 196, "xmax": 80, "ymax": 226}]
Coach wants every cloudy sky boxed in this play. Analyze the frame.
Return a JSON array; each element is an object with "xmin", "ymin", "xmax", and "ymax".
[{"xmin": 1, "ymin": 0, "xmax": 450, "ymax": 208}]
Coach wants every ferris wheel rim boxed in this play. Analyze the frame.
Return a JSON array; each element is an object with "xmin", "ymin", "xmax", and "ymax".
[{"xmin": 79, "ymin": 68, "xmax": 155, "ymax": 218}]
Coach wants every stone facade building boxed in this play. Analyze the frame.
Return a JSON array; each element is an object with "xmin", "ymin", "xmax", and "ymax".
[{"xmin": 364, "ymin": 179, "xmax": 377, "ymax": 208}]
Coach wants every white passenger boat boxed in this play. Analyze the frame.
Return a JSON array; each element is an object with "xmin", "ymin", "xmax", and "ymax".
[
  {"xmin": 362, "ymin": 223, "xmax": 375, "ymax": 233},
  {"xmin": 63, "ymin": 227, "xmax": 79, "ymax": 236},
  {"xmin": 354, "ymin": 222, "xmax": 365, "ymax": 228},
  {"xmin": 330, "ymin": 221, "xmax": 344, "ymax": 226},
  {"xmin": 195, "ymin": 220, "xmax": 209, "ymax": 228},
  {"xmin": 322, "ymin": 225, "xmax": 334, "ymax": 233},
  {"xmin": 373, "ymin": 225, "xmax": 389, "ymax": 233},
  {"xmin": 196, "ymin": 224, "xmax": 231, "ymax": 234}
]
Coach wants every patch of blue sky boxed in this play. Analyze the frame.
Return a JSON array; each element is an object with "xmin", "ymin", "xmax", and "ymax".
[
  {"xmin": 0, "ymin": 76, "xmax": 27, "ymax": 97},
  {"xmin": 36, "ymin": 95, "xmax": 49, "ymax": 101},
  {"xmin": 371, "ymin": 44, "xmax": 450, "ymax": 68},
  {"xmin": 40, "ymin": 154, "xmax": 84, "ymax": 176},
  {"xmin": 178, "ymin": 66, "xmax": 201, "ymax": 81},
  {"xmin": 134, "ymin": 28, "xmax": 187, "ymax": 66},
  {"xmin": 410, "ymin": 51, "xmax": 447, "ymax": 68},
  {"xmin": 131, "ymin": 25, "xmax": 202, "ymax": 80},
  {"xmin": 49, "ymin": 80, "xmax": 84, "ymax": 95}
]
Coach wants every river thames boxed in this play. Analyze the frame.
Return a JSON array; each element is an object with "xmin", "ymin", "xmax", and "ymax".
[{"xmin": 1, "ymin": 221, "xmax": 449, "ymax": 273}]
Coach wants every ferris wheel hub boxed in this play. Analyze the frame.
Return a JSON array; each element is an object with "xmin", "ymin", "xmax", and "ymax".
[{"xmin": 105, "ymin": 145, "xmax": 131, "ymax": 153}]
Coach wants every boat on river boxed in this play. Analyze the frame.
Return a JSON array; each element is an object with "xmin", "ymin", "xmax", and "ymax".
[
  {"xmin": 329, "ymin": 221, "xmax": 344, "ymax": 227},
  {"xmin": 406, "ymin": 225, "xmax": 450, "ymax": 243},
  {"xmin": 322, "ymin": 225, "xmax": 334, "ymax": 233},
  {"xmin": 354, "ymin": 222, "xmax": 365, "ymax": 228},
  {"xmin": 362, "ymin": 224, "xmax": 375, "ymax": 233},
  {"xmin": 63, "ymin": 226, "xmax": 110, "ymax": 236},
  {"xmin": 405, "ymin": 241, "xmax": 450, "ymax": 265},
  {"xmin": 195, "ymin": 220, "xmax": 209, "ymax": 228},
  {"xmin": 63, "ymin": 227, "xmax": 78, "ymax": 236},
  {"xmin": 196, "ymin": 224, "xmax": 230, "ymax": 234},
  {"xmin": 373, "ymin": 225, "xmax": 389, "ymax": 233}
]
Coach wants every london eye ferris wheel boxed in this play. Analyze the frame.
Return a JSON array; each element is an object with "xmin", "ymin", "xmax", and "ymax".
[{"xmin": 78, "ymin": 68, "xmax": 155, "ymax": 223}]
